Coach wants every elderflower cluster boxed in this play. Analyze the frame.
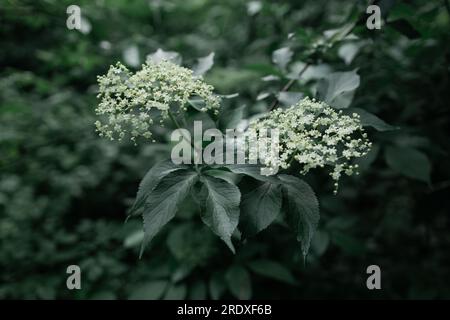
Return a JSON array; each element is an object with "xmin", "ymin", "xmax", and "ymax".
[
  {"xmin": 94, "ymin": 60, "xmax": 220, "ymax": 143},
  {"xmin": 250, "ymin": 97, "xmax": 372, "ymax": 193}
]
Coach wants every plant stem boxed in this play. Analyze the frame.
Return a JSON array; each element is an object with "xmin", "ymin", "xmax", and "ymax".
[
  {"xmin": 269, "ymin": 62, "xmax": 310, "ymax": 111},
  {"xmin": 167, "ymin": 110, "xmax": 201, "ymax": 171},
  {"xmin": 268, "ymin": 5, "xmax": 369, "ymax": 112}
]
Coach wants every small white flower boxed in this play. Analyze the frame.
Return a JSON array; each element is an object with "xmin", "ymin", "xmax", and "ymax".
[
  {"xmin": 250, "ymin": 97, "xmax": 371, "ymax": 192},
  {"xmin": 95, "ymin": 60, "xmax": 220, "ymax": 143}
]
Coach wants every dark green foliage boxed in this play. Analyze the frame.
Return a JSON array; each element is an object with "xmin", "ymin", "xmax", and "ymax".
[
  {"xmin": 1, "ymin": 0, "xmax": 449, "ymax": 300},
  {"xmin": 240, "ymin": 182, "xmax": 282, "ymax": 237},
  {"xmin": 279, "ymin": 175, "xmax": 320, "ymax": 257}
]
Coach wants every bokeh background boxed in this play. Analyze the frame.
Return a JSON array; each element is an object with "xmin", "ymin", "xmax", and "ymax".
[{"xmin": 1, "ymin": 0, "xmax": 449, "ymax": 299}]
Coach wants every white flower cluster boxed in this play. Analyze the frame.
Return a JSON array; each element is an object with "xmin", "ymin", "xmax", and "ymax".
[
  {"xmin": 250, "ymin": 97, "xmax": 372, "ymax": 193},
  {"xmin": 95, "ymin": 60, "xmax": 220, "ymax": 143}
]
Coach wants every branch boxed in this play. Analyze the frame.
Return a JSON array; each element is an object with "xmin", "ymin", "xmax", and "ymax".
[
  {"xmin": 167, "ymin": 110, "xmax": 201, "ymax": 169},
  {"xmin": 267, "ymin": 1, "xmax": 374, "ymax": 112},
  {"xmin": 269, "ymin": 62, "xmax": 310, "ymax": 111}
]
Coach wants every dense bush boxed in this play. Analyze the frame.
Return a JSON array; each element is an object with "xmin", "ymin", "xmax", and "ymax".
[{"xmin": 1, "ymin": 0, "xmax": 449, "ymax": 299}]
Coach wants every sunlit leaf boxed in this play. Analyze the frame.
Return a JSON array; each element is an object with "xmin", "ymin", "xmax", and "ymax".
[
  {"xmin": 146, "ymin": 48, "xmax": 182, "ymax": 64},
  {"xmin": 193, "ymin": 52, "xmax": 215, "ymax": 76},
  {"xmin": 272, "ymin": 47, "xmax": 293, "ymax": 71},
  {"xmin": 316, "ymin": 69, "xmax": 360, "ymax": 109}
]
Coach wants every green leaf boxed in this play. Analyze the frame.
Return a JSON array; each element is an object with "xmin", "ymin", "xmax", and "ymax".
[
  {"xmin": 189, "ymin": 281, "xmax": 207, "ymax": 300},
  {"xmin": 348, "ymin": 108, "xmax": 397, "ymax": 131},
  {"xmin": 128, "ymin": 160, "xmax": 185, "ymax": 217},
  {"xmin": 288, "ymin": 62, "xmax": 331, "ymax": 81},
  {"xmin": 278, "ymin": 91, "xmax": 304, "ymax": 106},
  {"xmin": 123, "ymin": 229, "xmax": 144, "ymax": 248},
  {"xmin": 188, "ymin": 96, "xmax": 207, "ymax": 111},
  {"xmin": 219, "ymin": 93, "xmax": 239, "ymax": 99},
  {"xmin": 199, "ymin": 175, "xmax": 241, "ymax": 253},
  {"xmin": 387, "ymin": 19, "xmax": 421, "ymax": 39},
  {"xmin": 257, "ymin": 92, "xmax": 271, "ymax": 100},
  {"xmin": 225, "ymin": 265, "xmax": 252, "ymax": 300},
  {"xmin": 166, "ymin": 224, "xmax": 191, "ymax": 260},
  {"xmin": 378, "ymin": 0, "xmax": 397, "ymax": 18},
  {"xmin": 209, "ymin": 273, "xmax": 226, "ymax": 300},
  {"xmin": 128, "ymin": 281, "xmax": 168, "ymax": 300},
  {"xmin": 204, "ymin": 169, "xmax": 241, "ymax": 185},
  {"xmin": 140, "ymin": 169, "xmax": 198, "ymax": 256},
  {"xmin": 218, "ymin": 104, "xmax": 246, "ymax": 130},
  {"xmin": 171, "ymin": 264, "xmax": 195, "ymax": 283},
  {"xmin": 355, "ymin": 144, "xmax": 380, "ymax": 171},
  {"xmin": 385, "ymin": 146, "xmax": 431, "ymax": 183},
  {"xmin": 247, "ymin": 1, "xmax": 262, "ymax": 15},
  {"xmin": 316, "ymin": 70, "xmax": 360, "ymax": 109},
  {"xmin": 272, "ymin": 47, "xmax": 293, "ymax": 71},
  {"xmin": 338, "ymin": 42, "xmax": 363, "ymax": 65},
  {"xmin": 193, "ymin": 52, "xmax": 215, "ymax": 76},
  {"xmin": 323, "ymin": 22, "xmax": 355, "ymax": 43},
  {"xmin": 244, "ymin": 63, "xmax": 284, "ymax": 77},
  {"xmin": 279, "ymin": 175, "xmax": 320, "ymax": 257},
  {"xmin": 388, "ymin": 2, "xmax": 416, "ymax": 20},
  {"xmin": 163, "ymin": 283, "xmax": 187, "ymax": 300},
  {"xmin": 146, "ymin": 262, "xmax": 171, "ymax": 279},
  {"xmin": 395, "ymin": 135, "xmax": 430, "ymax": 149},
  {"xmin": 146, "ymin": 48, "xmax": 181, "ymax": 64},
  {"xmin": 240, "ymin": 182, "xmax": 282, "ymax": 237},
  {"xmin": 123, "ymin": 45, "xmax": 140, "ymax": 67},
  {"xmin": 247, "ymin": 260, "xmax": 297, "ymax": 285},
  {"xmin": 225, "ymin": 164, "xmax": 281, "ymax": 184}
]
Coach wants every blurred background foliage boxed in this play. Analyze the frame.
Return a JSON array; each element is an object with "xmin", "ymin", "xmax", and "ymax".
[{"xmin": 0, "ymin": 0, "xmax": 449, "ymax": 299}]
